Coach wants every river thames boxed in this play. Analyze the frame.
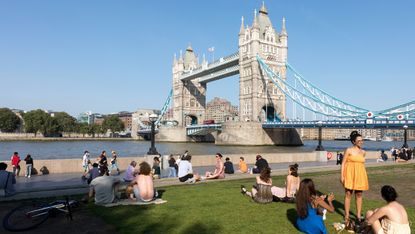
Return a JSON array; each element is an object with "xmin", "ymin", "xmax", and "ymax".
[{"xmin": 0, "ymin": 140, "xmax": 413, "ymax": 160}]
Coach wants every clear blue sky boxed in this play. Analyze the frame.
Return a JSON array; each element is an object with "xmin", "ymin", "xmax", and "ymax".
[{"xmin": 0, "ymin": 1, "xmax": 414, "ymax": 117}]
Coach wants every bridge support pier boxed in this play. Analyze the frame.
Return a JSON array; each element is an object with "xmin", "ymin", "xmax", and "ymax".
[
  {"xmin": 315, "ymin": 126, "xmax": 325, "ymax": 151},
  {"xmin": 215, "ymin": 122, "xmax": 303, "ymax": 146}
]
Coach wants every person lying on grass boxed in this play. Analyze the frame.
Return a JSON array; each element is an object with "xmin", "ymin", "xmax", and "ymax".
[{"xmin": 364, "ymin": 185, "xmax": 410, "ymax": 234}]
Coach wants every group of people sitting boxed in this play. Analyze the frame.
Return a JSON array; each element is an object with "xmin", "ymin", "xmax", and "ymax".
[
  {"xmin": 240, "ymin": 163, "xmax": 410, "ymax": 234},
  {"xmin": 85, "ymin": 160, "xmax": 158, "ymax": 205},
  {"xmin": 391, "ymin": 147, "xmax": 413, "ymax": 162},
  {"xmin": 241, "ymin": 163, "xmax": 299, "ymax": 203}
]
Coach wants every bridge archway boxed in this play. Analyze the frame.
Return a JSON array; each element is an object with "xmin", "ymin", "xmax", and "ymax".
[
  {"xmin": 261, "ymin": 106, "xmax": 281, "ymax": 122},
  {"xmin": 185, "ymin": 115, "xmax": 198, "ymax": 125}
]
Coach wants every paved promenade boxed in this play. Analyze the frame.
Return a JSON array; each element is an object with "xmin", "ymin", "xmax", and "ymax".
[{"xmin": 0, "ymin": 158, "xmax": 401, "ymax": 202}]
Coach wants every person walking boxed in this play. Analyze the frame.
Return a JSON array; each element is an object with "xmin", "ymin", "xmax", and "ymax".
[
  {"xmin": 109, "ymin": 151, "xmax": 120, "ymax": 175},
  {"xmin": 82, "ymin": 150, "xmax": 91, "ymax": 173},
  {"xmin": 341, "ymin": 131, "xmax": 369, "ymax": 231},
  {"xmin": 24, "ymin": 154, "xmax": 34, "ymax": 178},
  {"xmin": 98, "ymin": 151, "xmax": 108, "ymax": 176},
  {"xmin": 10, "ymin": 152, "xmax": 21, "ymax": 177}
]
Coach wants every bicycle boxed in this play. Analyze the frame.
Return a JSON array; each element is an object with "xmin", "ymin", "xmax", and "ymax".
[{"xmin": 2, "ymin": 197, "xmax": 79, "ymax": 232}]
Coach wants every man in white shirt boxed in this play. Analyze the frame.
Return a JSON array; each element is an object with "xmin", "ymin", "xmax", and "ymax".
[{"xmin": 82, "ymin": 150, "xmax": 90, "ymax": 173}]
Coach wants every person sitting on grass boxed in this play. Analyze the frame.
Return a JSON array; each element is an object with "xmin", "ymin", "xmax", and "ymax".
[
  {"xmin": 204, "ymin": 153, "xmax": 225, "ymax": 180},
  {"xmin": 131, "ymin": 161, "xmax": 158, "ymax": 202},
  {"xmin": 364, "ymin": 185, "xmax": 410, "ymax": 234},
  {"xmin": 252, "ymin": 155, "xmax": 269, "ymax": 174},
  {"xmin": 271, "ymin": 163, "xmax": 300, "ymax": 201},
  {"xmin": 152, "ymin": 156, "xmax": 161, "ymax": 179},
  {"xmin": 224, "ymin": 157, "xmax": 234, "ymax": 174},
  {"xmin": 296, "ymin": 178, "xmax": 335, "ymax": 234},
  {"xmin": 238, "ymin": 157, "xmax": 248, "ymax": 173},
  {"xmin": 88, "ymin": 167, "xmax": 121, "ymax": 205},
  {"xmin": 241, "ymin": 167, "xmax": 273, "ymax": 204},
  {"xmin": 178, "ymin": 154, "xmax": 201, "ymax": 183},
  {"xmin": 86, "ymin": 163, "xmax": 100, "ymax": 185},
  {"xmin": 123, "ymin": 161, "xmax": 137, "ymax": 182}
]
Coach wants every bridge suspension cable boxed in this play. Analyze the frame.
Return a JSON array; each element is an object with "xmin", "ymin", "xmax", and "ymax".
[
  {"xmin": 286, "ymin": 62, "xmax": 369, "ymax": 114},
  {"xmin": 257, "ymin": 55, "xmax": 366, "ymax": 119},
  {"xmin": 155, "ymin": 89, "xmax": 173, "ymax": 126},
  {"xmin": 285, "ymin": 61, "xmax": 415, "ymax": 120}
]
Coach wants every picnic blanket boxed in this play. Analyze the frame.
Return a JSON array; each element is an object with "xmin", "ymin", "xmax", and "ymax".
[{"xmin": 104, "ymin": 198, "xmax": 167, "ymax": 207}]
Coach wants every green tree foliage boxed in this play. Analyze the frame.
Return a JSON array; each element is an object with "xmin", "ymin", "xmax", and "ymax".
[
  {"xmin": 0, "ymin": 108, "xmax": 21, "ymax": 132},
  {"xmin": 54, "ymin": 112, "xmax": 77, "ymax": 133},
  {"xmin": 102, "ymin": 115, "xmax": 124, "ymax": 135},
  {"xmin": 22, "ymin": 109, "xmax": 50, "ymax": 136},
  {"xmin": 77, "ymin": 122, "xmax": 89, "ymax": 137}
]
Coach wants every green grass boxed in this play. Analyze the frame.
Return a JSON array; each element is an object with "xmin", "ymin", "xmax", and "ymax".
[{"xmin": 89, "ymin": 164, "xmax": 415, "ymax": 234}]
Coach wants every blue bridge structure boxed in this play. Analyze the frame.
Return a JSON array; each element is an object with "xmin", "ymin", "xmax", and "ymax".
[{"xmin": 138, "ymin": 3, "xmax": 414, "ymax": 148}]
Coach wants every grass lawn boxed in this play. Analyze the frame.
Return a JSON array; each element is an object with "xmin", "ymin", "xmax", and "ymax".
[{"xmin": 89, "ymin": 164, "xmax": 415, "ymax": 234}]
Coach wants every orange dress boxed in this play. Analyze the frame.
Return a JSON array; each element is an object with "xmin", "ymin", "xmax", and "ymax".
[{"xmin": 343, "ymin": 153, "xmax": 369, "ymax": 191}]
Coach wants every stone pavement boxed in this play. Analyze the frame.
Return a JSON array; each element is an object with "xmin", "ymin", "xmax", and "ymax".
[{"xmin": 0, "ymin": 158, "xmax": 400, "ymax": 202}]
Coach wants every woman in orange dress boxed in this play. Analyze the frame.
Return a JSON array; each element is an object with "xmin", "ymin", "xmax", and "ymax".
[{"xmin": 341, "ymin": 131, "xmax": 369, "ymax": 229}]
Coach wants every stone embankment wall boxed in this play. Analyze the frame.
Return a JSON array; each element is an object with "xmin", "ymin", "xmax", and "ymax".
[{"xmin": 2, "ymin": 151, "xmax": 381, "ymax": 174}]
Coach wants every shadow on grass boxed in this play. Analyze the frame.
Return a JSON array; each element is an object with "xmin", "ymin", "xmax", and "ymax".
[
  {"xmin": 332, "ymin": 199, "xmax": 345, "ymax": 217},
  {"xmin": 182, "ymin": 222, "xmax": 221, "ymax": 234},
  {"xmin": 286, "ymin": 208, "xmax": 299, "ymax": 231},
  {"xmin": 89, "ymin": 201, "xmax": 223, "ymax": 233}
]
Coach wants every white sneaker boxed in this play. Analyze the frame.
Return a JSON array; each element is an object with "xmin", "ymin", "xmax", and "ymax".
[{"xmin": 28, "ymin": 175, "xmax": 31, "ymax": 178}]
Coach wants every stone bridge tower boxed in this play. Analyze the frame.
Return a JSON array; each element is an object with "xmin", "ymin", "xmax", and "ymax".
[
  {"xmin": 238, "ymin": 3, "xmax": 287, "ymax": 123},
  {"xmin": 172, "ymin": 46, "xmax": 206, "ymax": 127}
]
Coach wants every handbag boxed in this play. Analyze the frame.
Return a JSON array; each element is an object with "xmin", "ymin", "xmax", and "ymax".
[{"xmin": 0, "ymin": 172, "xmax": 10, "ymax": 197}]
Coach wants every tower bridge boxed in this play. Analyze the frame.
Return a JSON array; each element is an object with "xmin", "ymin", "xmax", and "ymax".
[{"xmin": 137, "ymin": 3, "xmax": 415, "ymax": 146}]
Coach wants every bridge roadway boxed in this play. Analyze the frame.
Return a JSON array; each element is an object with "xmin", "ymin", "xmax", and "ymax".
[
  {"xmin": 180, "ymin": 52, "xmax": 239, "ymax": 83},
  {"xmin": 1, "ymin": 159, "xmax": 404, "ymax": 201},
  {"xmin": 184, "ymin": 119, "xmax": 414, "ymax": 136},
  {"xmin": 262, "ymin": 119, "xmax": 415, "ymax": 129}
]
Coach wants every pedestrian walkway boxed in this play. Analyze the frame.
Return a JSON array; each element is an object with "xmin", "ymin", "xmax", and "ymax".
[{"xmin": 0, "ymin": 158, "xmax": 400, "ymax": 201}]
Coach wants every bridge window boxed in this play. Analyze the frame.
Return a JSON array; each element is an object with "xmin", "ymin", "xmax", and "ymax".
[
  {"xmin": 186, "ymin": 102, "xmax": 189, "ymax": 107},
  {"xmin": 190, "ymin": 99, "xmax": 195, "ymax": 107}
]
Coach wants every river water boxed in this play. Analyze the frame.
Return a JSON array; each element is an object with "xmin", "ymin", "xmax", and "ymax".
[{"xmin": 0, "ymin": 140, "xmax": 413, "ymax": 160}]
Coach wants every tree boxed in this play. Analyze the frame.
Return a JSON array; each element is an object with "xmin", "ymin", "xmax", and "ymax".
[
  {"xmin": 54, "ymin": 112, "xmax": 77, "ymax": 134},
  {"xmin": 102, "ymin": 115, "xmax": 124, "ymax": 136},
  {"xmin": 43, "ymin": 115, "xmax": 60, "ymax": 137},
  {"xmin": 22, "ymin": 109, "xmax": 49, "ymax": 136},
  {"xmin": 0, "ymin": 108, "xmax": 20, "ymax": 132},
  {"xmin": 77, "ymin": 122, "xmax": 89, "ymax": 137}
]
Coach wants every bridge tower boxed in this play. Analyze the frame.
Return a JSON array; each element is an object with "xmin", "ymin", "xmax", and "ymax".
[
  {"xmin": 238, "ymin": 3, "xmax": 287, "ymax": 123},
  {"xmin": 172, "ymin": 46, "xmax": 207, "ymax": 127}
]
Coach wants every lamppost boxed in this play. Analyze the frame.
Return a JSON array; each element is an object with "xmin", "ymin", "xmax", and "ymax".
[
  {"xmin": 147, "ymin": 114, "xmax": 159, "ymax": 155},
  {"xmin": 402, "ymin": 125, "xmax": 408, "ymax": 148},
  {"xmin": 315, "ymin": 121, "xmax": 325, "ymax": 151}
]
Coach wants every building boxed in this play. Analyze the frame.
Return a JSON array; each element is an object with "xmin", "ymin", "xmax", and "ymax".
[
  {"xmin": 205, "ymin": 97, "xmax": 238, "ymax": 123},
  {"xmin": 77, "ymin": 111, "xmax": 96, "ymax": 125},
  {"xmin": 117, "ymin": 111, "xmax": 133, "ymax": 132},
  {"xmin": 131, "ymin": 109, "xmax": 161, "ymax": 139}
]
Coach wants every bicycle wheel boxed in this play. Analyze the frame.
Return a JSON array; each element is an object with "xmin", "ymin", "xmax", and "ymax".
[{"xmin": 3, "ymin": 202, "xmax": 50, "ymax": 232}]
